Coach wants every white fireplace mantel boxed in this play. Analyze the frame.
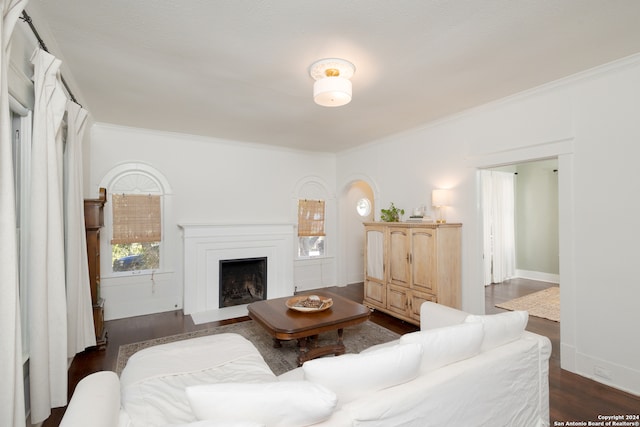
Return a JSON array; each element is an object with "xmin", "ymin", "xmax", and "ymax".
[{"xmin": 179, "ymin": 223, "xmax": 295, "ymax": 318}]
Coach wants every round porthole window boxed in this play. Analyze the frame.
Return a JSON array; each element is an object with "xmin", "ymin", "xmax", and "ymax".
[{"xmin": 356, "ymin": 198, "xmax": 372, "ymax": 217}]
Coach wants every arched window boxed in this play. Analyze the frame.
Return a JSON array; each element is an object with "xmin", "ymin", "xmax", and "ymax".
[
  {"xmin": 356, "ymin": 197, "xmax": 372, "ymax": 217},
  {"xmin": 293, "ymin": 176, "xmax": 333, "ymax": 259},
  {"xmin": 298, "ymin": 199, "xmax": 325, "ymax": 257},
  {"xmin": 101, "ymin": 163, "xmax": 171, "ymax": 275}
]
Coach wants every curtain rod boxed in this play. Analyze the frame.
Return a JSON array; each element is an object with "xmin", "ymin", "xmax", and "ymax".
[{"xmin": 20, "ymin": 10, "xmax": 80, "ymax": 106}]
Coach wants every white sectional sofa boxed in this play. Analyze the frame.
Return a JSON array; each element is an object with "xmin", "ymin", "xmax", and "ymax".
[{"xmin": 60, "ymin": 302, "xmax": 551, "ymax": 427}]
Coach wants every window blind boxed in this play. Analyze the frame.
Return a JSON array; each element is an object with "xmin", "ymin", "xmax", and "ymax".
[
  {"xmin": 298, "ymin": 199, "xmax": 325, "ymax": 237},
  {"xmin": 111, "ymin": 194, "xmax": 161, "ymax": 244}
]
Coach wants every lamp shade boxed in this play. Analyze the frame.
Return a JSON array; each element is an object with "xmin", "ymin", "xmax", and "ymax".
[
  {"xmin": 432, "ymin": 189, "xmax": 450, "ymax": 207},
  {"xmin": 313, "ymin": 77, "xmax": 352, "ymax": 107},
  {"xmin": 309, "ymin": 58, "xmax": 355, "ymax": 107}
]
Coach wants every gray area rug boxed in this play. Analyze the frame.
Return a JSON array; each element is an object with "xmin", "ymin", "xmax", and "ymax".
[{"xmin": 115, "ymin": 320, "xmax": 400, "ymax": 376}]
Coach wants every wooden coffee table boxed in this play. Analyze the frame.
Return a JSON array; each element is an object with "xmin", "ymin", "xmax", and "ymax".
[{"xmin": 247, "ymin": 291, "xmax": 370, "ymax": 365}]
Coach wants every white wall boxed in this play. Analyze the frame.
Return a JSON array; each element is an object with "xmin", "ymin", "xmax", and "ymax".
[
  {"xmin": 336, "ymin": 54, "xmax": 640, "ymax": 395},
  {"xmin": 89, "ymin": 124, "xmax": 336, "ymax": 319}
]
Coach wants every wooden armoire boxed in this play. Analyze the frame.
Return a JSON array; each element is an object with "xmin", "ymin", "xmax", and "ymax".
[
  {"xmin": 84, "ymin": 187, "xmax": 108, "ymax": 348},
  {"xmin": 363, "ymin": 222, "xmax": 462, "ymax": 325}
]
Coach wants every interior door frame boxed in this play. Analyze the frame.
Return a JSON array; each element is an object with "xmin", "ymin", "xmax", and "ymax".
[{"xmin": 470, "ymin": 137, "xmax": 577, "ymax": 373}]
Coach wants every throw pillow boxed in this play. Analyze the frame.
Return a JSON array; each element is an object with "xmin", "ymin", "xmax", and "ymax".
[
  {"xmin": 185, "ymin": 381, "xmax": 337, "ymax": 427},
  {"xmin": 399, "ymin": 322, "xmax": 483, "ymax": 373},
  {"xmin": 302, "ymin": 343, "xmax": 422, "ymax": 405},
  {"xmin": 465, "ymin": 310, "xmax": 528, "ymax": 352}
]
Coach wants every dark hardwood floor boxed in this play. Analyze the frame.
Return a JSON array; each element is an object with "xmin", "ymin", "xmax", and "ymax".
[
  {"xmin": 487, "ymin": 278, "xmax": 639, "ymax": 423},
  {"xmin": 43, "ymin": 280, "xmax": 638, "ymax": 426}
]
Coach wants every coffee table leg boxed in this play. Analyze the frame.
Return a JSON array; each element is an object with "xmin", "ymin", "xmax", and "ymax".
[
  {"xmin": 309, "ymin": 334, "xmax": 319, "ymax": 349},
  {"xmin": 297, "ymin": 337, "xmax": 309, "ymax": 366},
  {"xmin": 273, "ymin": 338, "xmax": 282, "ymax": 348},
  {"xmin": 335, "ymin": 328, "xmax": 345, "ymax": 356}
]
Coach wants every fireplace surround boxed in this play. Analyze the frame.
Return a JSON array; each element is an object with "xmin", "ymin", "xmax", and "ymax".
[{"xmin": 179, "ymin": 223, "xmax": 294, "ymax": 320}]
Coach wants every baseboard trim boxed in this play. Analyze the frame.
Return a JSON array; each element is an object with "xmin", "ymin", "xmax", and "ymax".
[
  {"xmin": 515, "ymin": 269, "xmax": 559, "ymax": 284},
  {"xmin": 574, "ymin": 352, "xmax": 640, "ymax": 397}
]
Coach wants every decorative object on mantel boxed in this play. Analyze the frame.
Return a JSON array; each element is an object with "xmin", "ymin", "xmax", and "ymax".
[
  {"xmin": 432, "ymin": 189, "xmax": 450, "ymax": 223},
  {"xmin": 380, "ymin": 202, "xmax": 405, "ymax": 222}
]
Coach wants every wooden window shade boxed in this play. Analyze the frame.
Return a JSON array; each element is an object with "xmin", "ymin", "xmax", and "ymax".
[
  {"xmin": 298, "ymin": 199, "xmax": 325, "ymax": 237},
  {"xmin": 111, "ymin": 194, "xmax": 161, "ymax": 244}
]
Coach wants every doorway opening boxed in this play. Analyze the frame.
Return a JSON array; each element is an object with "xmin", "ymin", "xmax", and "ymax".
[{"xmin": 481, "ymin": 158, "xmax": 559, "ymax": 318}]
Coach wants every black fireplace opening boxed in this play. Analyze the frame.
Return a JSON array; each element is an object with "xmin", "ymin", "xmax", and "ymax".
[{"xmin": 219, "ymin": 257, "xmax": 267, "ymax": 308}]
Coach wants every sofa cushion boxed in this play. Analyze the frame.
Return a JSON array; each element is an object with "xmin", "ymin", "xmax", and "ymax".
[
  {"xmin": 399, "ymin": 322, "xmax": 483, "ymax": 373},
  {"xmin": 419, "ymin": 301, "xmax": 469, "ymax": 329},
  {"xmin": 465, "ymin": 310, "xmax": 529, "ymax": 352},
  {"xmin": 302, "ymin": 343, "xmax": 422, "ymax": 405},
  {"xmin": 185, "ymin": 381, "xmax": 337, "ymax": 427}
]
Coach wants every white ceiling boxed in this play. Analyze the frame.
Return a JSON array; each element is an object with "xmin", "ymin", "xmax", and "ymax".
[{"xmin": 28, "ymin": 0, "xmax": 640, "ymax": 152}]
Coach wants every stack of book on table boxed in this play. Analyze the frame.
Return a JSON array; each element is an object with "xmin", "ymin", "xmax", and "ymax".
[{"xmin": 405, "ymin": 216, "xmax": 434, "ymax": 223}]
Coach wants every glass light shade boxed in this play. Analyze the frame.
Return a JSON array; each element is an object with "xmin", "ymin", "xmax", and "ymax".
[{"xmin": 313, "ymin": 77, "xmax": 352, "ymax": 107}]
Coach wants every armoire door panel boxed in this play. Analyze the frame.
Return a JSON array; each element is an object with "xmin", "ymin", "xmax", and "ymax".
[
  {"xmin": 389, "ymin": 228, "xmax": 410, "ymax": 287},
  {"xmin": 411, "ymin": 229, "xmax": 436, "ymax": 294}
]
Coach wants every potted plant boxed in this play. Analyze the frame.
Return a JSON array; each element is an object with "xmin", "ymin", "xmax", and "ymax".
[{"xmin": 380, "ymin": 203, "xmax": 405, "ymax": 222}]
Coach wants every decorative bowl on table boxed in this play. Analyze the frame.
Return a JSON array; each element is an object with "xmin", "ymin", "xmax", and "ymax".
[{"xmin": 286, "ymin": 295, "xmax": 333, "ymax": 312}]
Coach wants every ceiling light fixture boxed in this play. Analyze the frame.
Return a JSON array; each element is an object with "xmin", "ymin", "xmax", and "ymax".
[{"xmin": 309, "ymin": 58, "xmax": 355, "ymax": 107}]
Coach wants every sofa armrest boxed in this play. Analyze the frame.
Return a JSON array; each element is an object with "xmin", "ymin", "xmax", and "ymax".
[
  {"xmin": 420, "ymin": 301, "xmax": 468, "ymax": 330},
  {"xmin": 60, "ymin": 371, "xmax": 121, "ymax": 427}
]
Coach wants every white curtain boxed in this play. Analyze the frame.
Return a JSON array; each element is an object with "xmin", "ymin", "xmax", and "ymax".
[
  {"xmin": 27, "ymin": 48, "xmax": 69, "ymax": 424},
  {"xmin": 0, "ymin": 2, "xmax": 29, "ymax": 427},
  {"xmin": 481, "ymin": 170, "xmax": 516, "ymax": 285},
  {"xmin": 64, "ymin": 100, "xmax": 96, "ymax": 356},
  {"xmin": 481, "ymin": 171, "xmax": 493, "ymax": 286}
]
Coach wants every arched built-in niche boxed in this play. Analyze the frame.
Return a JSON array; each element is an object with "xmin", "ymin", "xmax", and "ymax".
[{"xmin": 337, "ymin": 175, "xmax": 379, "ymax": 286}]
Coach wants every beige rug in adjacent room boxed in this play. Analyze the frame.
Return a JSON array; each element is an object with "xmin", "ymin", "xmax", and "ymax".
[{"xmin": 495, "ymin": 286, "xmax": 560, "ymax": 322}]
